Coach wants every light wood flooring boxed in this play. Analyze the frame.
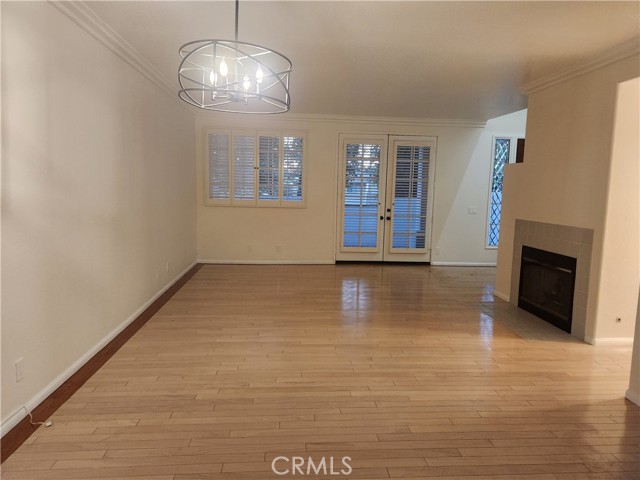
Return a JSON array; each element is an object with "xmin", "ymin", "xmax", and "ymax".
[{"xmin": 2, "ymin": 264, "xmax": 638, "ymax": 479}]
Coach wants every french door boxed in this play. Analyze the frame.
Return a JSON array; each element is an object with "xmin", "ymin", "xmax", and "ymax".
[{"xmin": 336, "ymin": 134, "xmax": 436, "ymax": 262}]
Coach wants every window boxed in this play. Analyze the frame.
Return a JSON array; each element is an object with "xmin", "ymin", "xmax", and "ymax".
[
  {"xmin": 206, "ymin": 130, "xmax": 305, "ymax": 207},
  {"xmin": 486, "ymin": 137, "xmax": 514, "ymax": 247}
]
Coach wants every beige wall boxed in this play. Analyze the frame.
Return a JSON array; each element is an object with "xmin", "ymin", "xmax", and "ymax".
[
  {"xmin": 1, "ymin": 2, "xmax": 196, "ymax": 427},
  {"xmin": 495, "ymin": 55, "xmax": 639, "ymax": 341},
  {"xmin": 196, "ymin": 111, "xmax": 525, "ymax": 264},
  {"xmin": 597, "ymin": 77, "xmax": 639, "ymax": 339},
  {"xmin": 628, "ymin": 288, "xmax": 640, "ymax": 406}
]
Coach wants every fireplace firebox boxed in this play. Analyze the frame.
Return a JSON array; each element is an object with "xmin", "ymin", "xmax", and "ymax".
[{"xmin": 518, "ymin": 246, "xmax": 577, "ymax": 333}]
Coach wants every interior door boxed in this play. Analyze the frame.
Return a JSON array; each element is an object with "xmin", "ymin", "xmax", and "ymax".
[
  {"xmin": 336, "ymin": 135, "xmax": 388, "ymax": 261},
  {"xmin": 337, "ymin": 134, "xmax": 436, "ymax": 263}
]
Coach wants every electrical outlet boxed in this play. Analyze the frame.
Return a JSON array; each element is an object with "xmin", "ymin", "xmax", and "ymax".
[
  {"xmin": 15, "ymin": 358, "xmax": 24, "ymax": 383},
  {"xmin": 166, "ymin": 262, "xmax": 170, "ymax": 273},
  {"xmin": 155, "ymin": 269, "xmax": 160, "ymax": 281},
  {"xmin": 467, "ymin": 207, "xmax": 478, "ymax": 214},
  {"xmin": 247, "ymin": 245, "xmax": 253, "ymax": 253},
  {"xmin": 435, "ymin": 247, "xmax": 441, "ymax": 255},
  {"xmin": 275, "ymin": 245, "xmax": 282, "ymax": 253}
]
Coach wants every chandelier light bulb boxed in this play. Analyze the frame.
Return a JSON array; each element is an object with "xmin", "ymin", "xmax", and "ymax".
[
  {"xmin": 219, "ymin": 57, "xmax": 228, "ymax": 78},
  {"xmin": 256, "ymin": 66, "xmax": 264, "ymax": 84},
  {"xmin": 210, "ymin": 70, "xmax": 217, "ymax": 85},
  {"xmin": 243, "ymin": 75, "xmax": 251, "ymax": 91}
]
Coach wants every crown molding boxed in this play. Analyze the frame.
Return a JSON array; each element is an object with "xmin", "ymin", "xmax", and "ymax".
[
  {"xmin": 521, "ymin": 37, "xmax": 640, "ymax": 95},
  {"xmin": 49, "ymin": 0, "xmax": 183, "ymax": 107},
  {"xmin": 194, "ymin": 112, "xmax": 487, "ymax": 129},
  {"xmin": 49, "ymin": 0, "xmax": 488, "ymax": 127}
]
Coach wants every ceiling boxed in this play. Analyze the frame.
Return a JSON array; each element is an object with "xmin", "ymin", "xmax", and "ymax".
[{"xmin": 87, "ymin": 1, "xmax": 640, "ymax": 121}]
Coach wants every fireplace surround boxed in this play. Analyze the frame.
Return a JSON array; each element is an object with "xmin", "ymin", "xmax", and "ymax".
[{"xmin": 510, "ymin": 220, "xmax": 593, "ymax": 340}]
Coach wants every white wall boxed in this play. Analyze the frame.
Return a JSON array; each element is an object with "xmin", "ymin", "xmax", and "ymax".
[
  {"xmin": 1, "ymin": 2, "xmax": 196, "ymax": 428},
  {"xmin": 196, "ymin": 112, "xmax": 526, "ymax": 265},
  {"xmin": 434, "ymin": 110, "xmax": 526, "ymax": 265},
  {"xmin": 495, "ymin": 55, "xmax": 639, "ymax": 341}
]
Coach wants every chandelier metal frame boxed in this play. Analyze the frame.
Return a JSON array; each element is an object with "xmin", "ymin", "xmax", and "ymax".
[{"xmin": 178, "ymin": 1, "xmax": 292, "ymax": 114}]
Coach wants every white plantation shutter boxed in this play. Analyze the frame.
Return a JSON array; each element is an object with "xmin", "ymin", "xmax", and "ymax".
[
  {"xmin": 207, "ymin": 132, "xmax": 230, "ymax": 201},
  {"xmin": 283, "ymin": 136, "xmax": 304, "ymax": 203},
  {"xmin": 204, "ymin": 130, "xmax": 305, "ymax": 207},
  {"xmin": 233, "ymin": 134, "xmax": 256, "ymax": 203},
  {"xmin": 258, "ymin": 135, "xmax": 280, "ymax": 202}
]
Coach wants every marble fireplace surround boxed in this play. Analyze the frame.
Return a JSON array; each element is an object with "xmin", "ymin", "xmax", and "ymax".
[{"xmin": 511, "ymin": 219, "xmax": 594, "ymax": 341}]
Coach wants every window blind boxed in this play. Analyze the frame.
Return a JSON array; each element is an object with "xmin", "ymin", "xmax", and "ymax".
[
  {"xmin": 392, "ymin": 145, "xmax": 429, "ymax": 249},
  {"xmin": 259, "ymin": 135, "xmax": 280, "ymax": 201},
  {"xmin": 283, "ymin": 136, "xmax": 304, "ymax": 202},
  {"xmin": 233, "ymin": 134, "xmax": 256, "ymax": 202},
  {"xmin": 208, "ymin": 133, "xmax": 230, "ymax": 200}
]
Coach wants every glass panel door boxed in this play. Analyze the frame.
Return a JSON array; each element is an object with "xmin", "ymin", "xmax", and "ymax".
[
  {"xmin": 337, "ymin": 135, "xmax": 388, "ymax": 261},
  {"xmin": 383, "ymin": 136, "xmax": 436, "ymax": 262},
  {"xmin": 337, "ymin": 135, "xmax": 436, "ymax": 263}
]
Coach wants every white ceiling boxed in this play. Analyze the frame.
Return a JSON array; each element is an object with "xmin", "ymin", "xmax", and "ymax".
[{"xmin": 87, "ymin": 1, "xmax": 639, "ymax": 121}]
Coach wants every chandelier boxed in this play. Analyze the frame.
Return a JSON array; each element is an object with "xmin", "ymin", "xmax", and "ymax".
[{"xmin": 178, "ymin": 0, "xmax": 292, "ymax": 114}]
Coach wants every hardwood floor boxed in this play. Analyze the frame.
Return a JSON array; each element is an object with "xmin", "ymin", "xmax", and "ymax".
[{"xmin": 2, "ymin": 264, "xmax": 638, "ymax": 479}]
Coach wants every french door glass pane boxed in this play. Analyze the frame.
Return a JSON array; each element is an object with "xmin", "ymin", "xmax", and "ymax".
[
  {"xmin": 392, "ymin": 145, "xmax": 430, "ymax": 249},
  {"xmin": 343, "ymin": 143, "xmax": 381, "ymax": 248}
]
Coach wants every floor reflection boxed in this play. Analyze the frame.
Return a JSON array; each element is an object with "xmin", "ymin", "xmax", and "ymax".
[
  {"xmin": 340, "ymin": 277, "xmax": 371, "ymax": 324},
  {"xmin": 479, "ymin": 311, "xmax": 494, "ymax": 347}
]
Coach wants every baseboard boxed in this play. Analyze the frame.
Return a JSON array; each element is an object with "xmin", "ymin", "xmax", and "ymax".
[
  {"xmin": 493, "ymin": 290, "xmax": 510, "ymax": 302},
  {"xmin": 583, "ymin": 336, "xmax": 635, "ymax": 346},
  {"xmin": 198, "ymin": 259, "xmax": 334, "ymax": 265},
  {"xmin": 1, "ymin": 261, "xmax": 200, "ymax": 460},
  {"xmin": 625, "ymin": 388, "xmax": 640, "ymax": 406},
  {"xmin": 430, "ymin": 262, "xmax": 497, "ymax": 267}
]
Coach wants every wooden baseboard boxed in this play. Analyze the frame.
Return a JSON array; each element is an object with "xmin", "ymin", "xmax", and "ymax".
[
  {"xmin": 583, "ymin": 336, "xmax": 635, "ymax": 346},
  {"xmin": 0, "ymin": 263, "xmax": 202, "ymax": 463},
  {"xmin": 430, "ymin": 262, "xmax": 497, "ymax": 267}
]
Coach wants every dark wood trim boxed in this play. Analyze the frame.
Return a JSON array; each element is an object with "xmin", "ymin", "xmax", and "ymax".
[
  {"xmin": 515, "ymin": 138, "xmax": 525, "ymax": 163},
  {"xmin": 0, "ymin": 263, "xmax": 203, "ymax": 463}
]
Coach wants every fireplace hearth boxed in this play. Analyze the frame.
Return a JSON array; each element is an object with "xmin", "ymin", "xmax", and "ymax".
[{"xmin": 518, "ymin": 246, "xmax": 577, "ymax": 333}]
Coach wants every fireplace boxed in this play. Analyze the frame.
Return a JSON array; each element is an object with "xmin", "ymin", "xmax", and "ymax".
[
  {"xmin": 518, "ymin": 246, "xmax": 577, "ymax": 333},
  {"xmin": 510, "ymin": 220, "xmax": 593, "ymax": 340}
]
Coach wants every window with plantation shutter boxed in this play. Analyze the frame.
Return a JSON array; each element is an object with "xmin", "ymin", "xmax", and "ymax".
[{"xmin": 205, "ymin": 129, "xmax": 306, "ymax": 207}]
